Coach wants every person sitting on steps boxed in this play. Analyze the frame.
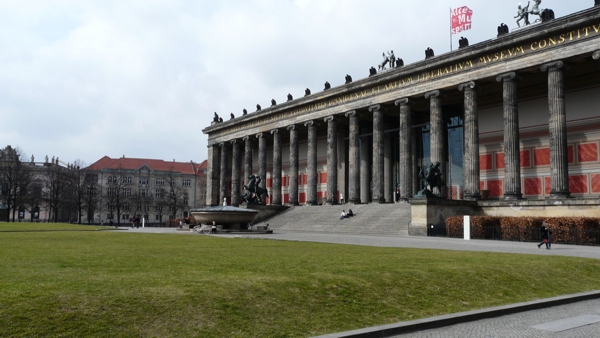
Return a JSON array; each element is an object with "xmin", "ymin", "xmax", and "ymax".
[
  {"xmin": 347, "ymin": 209, "xmax": 354, "ymax": 217},
  {"xmin": 340, "ymin": 210, "xmax": 347, "ymax": 220}
]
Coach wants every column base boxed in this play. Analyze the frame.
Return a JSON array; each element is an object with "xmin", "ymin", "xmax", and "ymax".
[
  {"xmin": 503, "ymin": 193, "xmax": 524, "ymax": 200},
  {"xmin": 547, "ymin": 191, "xmax": 571, "ymax": 199},
  {"xmin": 464, "ymin": 192, "xmax": 481, "ymax": 200}
]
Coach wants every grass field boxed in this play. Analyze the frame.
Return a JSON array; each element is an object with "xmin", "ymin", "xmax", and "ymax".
[{"xmin": 1, "ymin": 223, "xmax": 600, "ymax": 337}]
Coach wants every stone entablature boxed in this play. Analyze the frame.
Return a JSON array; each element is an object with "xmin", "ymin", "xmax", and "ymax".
[{"xmin": 204, "ymin": 8, "xmax": 600, "ymax": 146}]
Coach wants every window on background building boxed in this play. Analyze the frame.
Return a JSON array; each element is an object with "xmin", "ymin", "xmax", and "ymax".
[
  {"xmin": 182, "ymin": 179, "xmax": 191, "ymax": 187},
  {"xmin": 183, "ymin": 197, "xmax": 189, "ymax": 206},
  {"xmin": 145, "ymin": 206, "xmax": 150, "ymax": 212},
  {"xmin": 136, "ymin": 204, "xmax": 142, "ymax": 211},
  {"xmin": 107, "ymin": 176, "xmax": 117, "ymax": 183},
  {"xmin": 155, "ymin": 214, "xmax": 161, "ymax": 221},
  {"xmin": 123, "ymin": 202, "xmax": 130, "ymax": 211},
  {"xmin": 122, "ymin": 214, "xmax": 129, "ymax": 220},
  {"xmin": 155, "ymin": 189, "xmax": 163, "ymax": 198},
  {"xmin": 107, "ymin": 188, "xmax": 115, "ymax": 197},
  {"xmin": 156, "ymin": 178, "xmax": 165, "ymax": 185},
  {"xmin": 139, "ymin": 189, "xmax": 148, "ymax": 197},
  {"xmin": 122, "ymin": 188, "xmax": 131, "ymax": 196},
  {"xmin": 122, "ymin": 176, "xmax": 132, "ymax": 184},
  {"xmin": 139, "ymin": 177, "xmax": 149, "ymax": 186}
]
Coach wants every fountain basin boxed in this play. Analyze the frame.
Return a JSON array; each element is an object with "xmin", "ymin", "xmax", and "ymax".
[{"xmin": 190, "ymin": 206, "xmax": 258, "ymax": 228}]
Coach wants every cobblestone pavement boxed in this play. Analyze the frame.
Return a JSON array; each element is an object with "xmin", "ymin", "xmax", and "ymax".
[
  {"xmin": 390, "ymin": 298, "xmax": 600, "ymax": 338},
  {"xmin": 118, "ymin": 227, "xmax": 600, "ymax": 337}
]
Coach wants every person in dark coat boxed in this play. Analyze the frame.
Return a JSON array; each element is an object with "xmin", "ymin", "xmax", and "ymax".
[{"xmin": 537, "ymin": 221, "xmax": 551, "ymax": 250}]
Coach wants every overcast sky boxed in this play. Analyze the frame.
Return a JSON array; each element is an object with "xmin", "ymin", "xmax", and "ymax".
[{"xmin": 0, "ymin": 0, "xmax": 593, "ymax": 166}]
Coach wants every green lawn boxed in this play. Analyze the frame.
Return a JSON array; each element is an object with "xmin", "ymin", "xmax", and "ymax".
[{"xmin": 1, "ymin": 225, "xmax": 599, "ymax": 337}]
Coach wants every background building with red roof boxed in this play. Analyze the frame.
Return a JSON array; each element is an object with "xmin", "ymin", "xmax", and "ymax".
[{"xmin": 84, "ymin": 156, "xmax": 206, "ymax": 225}]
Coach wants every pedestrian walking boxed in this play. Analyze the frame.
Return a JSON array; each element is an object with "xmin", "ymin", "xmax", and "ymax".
[{"xmin": 537, "ymin": 221, "xmax": 551, "ymax": 250}]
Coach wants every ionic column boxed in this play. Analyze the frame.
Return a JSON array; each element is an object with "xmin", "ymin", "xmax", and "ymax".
[
  {"xmin": 360, "ymin": 136, "xmax": 371, "ymax": 203},
  {"xmin": 243, "ymin": 136, "xmax": 253, "ymax": 187},
  {"xmin": 305, "ymin": 121, "xmax": 318, "ymax": 205},
  {"xmin": 219, "ymin": 142, "xmax": 229, "ymax": 205},
  {"xmin": 207, "ymin": 144, "xmax": 220, "ymax": 206},
  {"xmin": 395, "ymin": 98, "xmax": 412, "ymax": 200},
  {"xmin": 271, "ymin": 129, "xmax": 282, "ymax": 205},
  {"xmin": 287, "ymin": 125, "xmax": 299, "ymax": 205},
  {"xmin": 370, "ymin": 105, "xmax": 385, "ymax": 203},
  {"xmin": 325, "ymin": 116, "xmax": 338, "ymax": 204},
  {"xmin": 384, "ymin": 134, "xmax": 392, "ymax": 202},
  {"xmin": 256, "ymin": 133, "xmax": 267, "ymax": 203},
  {"xmin": 541, "ymin": 61, "xmax": 570, "ymax": 199},
  {"xmin": 346, "ymin": 110, "xmax": 360, "ymax": 203},
  {"xmin": 459, "ymin": 81, "xmax": 481, "ymax": 200},
  {"xmin": 425, "ymin": 90, "xmax": 446, "ymax": 198},
  {"xmin": 231, "ymin": 139, "xmax": 241, "ymax": 206},
  {"xmin": 496, "ymin": 72, "xmax": 522, "ymax": 200}
]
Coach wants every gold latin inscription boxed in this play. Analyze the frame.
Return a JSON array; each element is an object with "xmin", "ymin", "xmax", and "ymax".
[{"xmin": 216, "ymin": 23, "xmax": 600, "ymax": 136}]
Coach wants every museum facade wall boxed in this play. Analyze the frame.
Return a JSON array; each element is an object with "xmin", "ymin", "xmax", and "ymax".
[{"xmin": 203, "ymin": 6, "xmax": 600, "ymax": 208}]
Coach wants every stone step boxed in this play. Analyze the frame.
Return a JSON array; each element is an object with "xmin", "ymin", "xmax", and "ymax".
[{"xmin": 263, "ymin": 203, "xmax": 411, "ymax": 235}]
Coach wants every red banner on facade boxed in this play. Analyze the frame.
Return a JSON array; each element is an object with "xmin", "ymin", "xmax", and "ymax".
[{"xmin": 451, "ymin": 6, "xmax": 473, "ymax": 34}]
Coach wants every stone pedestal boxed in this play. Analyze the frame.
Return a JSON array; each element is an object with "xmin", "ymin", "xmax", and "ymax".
[{"xmin": 409, "ymin": 198, "xmax": 480, "ymax": 236}]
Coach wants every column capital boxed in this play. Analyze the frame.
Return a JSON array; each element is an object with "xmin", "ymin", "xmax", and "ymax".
[
  {"xmin": 541, "ymin": 60, "xmax": 564, "ymax": 72},
  {"xmin": 256, "ymin": 133, "xmax": 264, "ymax": 139},
  {"xmin": 368, "ymin": 104, "xmax": 381, "ymax": 112},
  {"xmin": 304, "ymin": 120, "xmax": 315, "ymax": 128},
  {"xmin": 496, "ymin": 72, "xmax": 517, "ymax": 82},
  {"xmin": 394, "ymin": 98, "xmax": 411, "ymax": 106},
  {"xmin": 593, "ymin": 50, "xmax": 600, "ymax": 60},
  {"xmin": 458, "ymin": 81, "xmax": 476, "ymax": 92},
  {"xmin": 324, "ymin": 116, "xmax": 336, "ymax": 123},
  {"xmin": 424, "ymin": 90, "xmax": 440, "ymax": 99},
  {"xmin": 271, "ymin": 128, "xmax": 280, "ymax": 135},
  {"xmin": 230, "ymin": 139, "xmax": 240, "ymax": 145},
  {"xmin": 286, "ymin": 124, "xmax": 297, "ymax": 131},
  {"xmin": 242, "ymin": 135, "xmax": 250, "ymax": 141},
  {"xmin": 344, "ymin": 110, "xmax": 357, "ymax": 117}
]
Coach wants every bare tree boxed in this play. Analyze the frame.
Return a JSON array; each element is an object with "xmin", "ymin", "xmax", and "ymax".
[
  {"xmin": 42, "ymin": 163, "xmax": 74, "ymax": 222},
  {"xmin": 71, "ymin": 160, "xmax": 101, "ymax": 224},
  {"xmin": 162, "ymin": 168, "xmax": 188, "ymax": 219},
  {"xmin": 0, "ymin": 146, "xmax": 32, "ymax": 222},
  {"xmin": 104, "ymin": 167, "xmax": 134, "ymax": 224},
  {"xmin": 23, "ymin": 180, "xmax": 43, "ymax": 222}
]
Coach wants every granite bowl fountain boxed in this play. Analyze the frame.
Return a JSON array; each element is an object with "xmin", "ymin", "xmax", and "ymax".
[{"xmin": 190, "ymin": 205, "xmax": 259, "ymax": 231}]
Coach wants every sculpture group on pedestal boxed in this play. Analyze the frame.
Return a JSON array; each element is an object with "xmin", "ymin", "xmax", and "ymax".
[
  {"xmin": 515, "ymin": 1, "xmax": 553, "ymax": 27},
  {"xmin": 415, "ymin": 162, "xmax": 444, "ymax": 198},
  {"xmin": 242, "ymin": 174, "xmax": 268, "ymax": 204}
]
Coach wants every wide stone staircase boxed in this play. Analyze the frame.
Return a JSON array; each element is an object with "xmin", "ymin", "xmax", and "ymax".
[{"xmin": 261, "ymin": 202, "xmax": 411, "ymax": 236}]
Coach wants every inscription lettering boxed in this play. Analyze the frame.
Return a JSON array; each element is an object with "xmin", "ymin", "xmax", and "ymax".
[{"xmin": 214, "ymin": 23, "xmax": 600, "ymax": 137}]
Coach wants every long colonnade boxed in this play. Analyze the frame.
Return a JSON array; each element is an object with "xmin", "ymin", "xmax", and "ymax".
[{"xmin": 204, "ymin": 5, "xmax": 600, "ymax": 208}]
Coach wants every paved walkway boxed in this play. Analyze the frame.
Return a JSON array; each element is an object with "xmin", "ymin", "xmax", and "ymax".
[{"xmin": 117, "ymin": 227, "xmax": 600, "ymax": 337}]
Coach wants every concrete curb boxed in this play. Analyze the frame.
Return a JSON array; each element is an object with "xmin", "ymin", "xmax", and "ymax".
[{"xmin": 312, "ymin": 290, "xmax": 600, "ymax": 338}]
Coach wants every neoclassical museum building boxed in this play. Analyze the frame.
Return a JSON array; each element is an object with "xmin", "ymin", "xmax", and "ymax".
[{"xmin": 203, "ymin": 4, "xmax": 600, "ymax": 234}]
